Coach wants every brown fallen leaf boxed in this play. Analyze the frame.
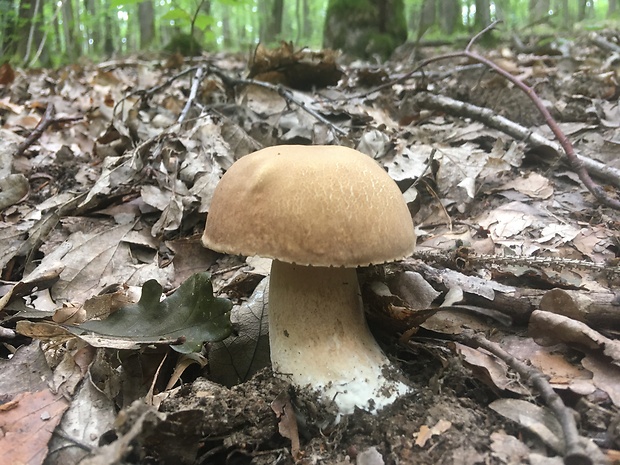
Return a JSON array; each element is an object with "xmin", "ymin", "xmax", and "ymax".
[
  {"xmin": 271, "ymin": 390, "xmax": 301, "ymax": 460},
  {"xmin": 414, "ymin": 419, "xmax": 452, "ymax": 447},
  {"xmin": 529, "ymin": 310, "xmax": 620, "ymax": 366},
  {"xmin": 0, "ymin": 390, "xmax": 69, "ymax": 465}
]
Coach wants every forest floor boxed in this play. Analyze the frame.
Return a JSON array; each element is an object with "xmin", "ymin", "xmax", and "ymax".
[{"xmin": 1, "ymin": 27, "xmax": 620, "ymax": 465}]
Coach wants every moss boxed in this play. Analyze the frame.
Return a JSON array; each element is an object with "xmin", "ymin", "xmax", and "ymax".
[
  {"xmin": 366, "ymin": 33, "xmax": 398, "ymax": 58},
  {"xmin": 324, "ymin": 0, "xmax": 407, "ymax": 59},
  {"xmin": 326, "ymin": 0, "xmax": 373, "ymax": 16},
  {"xmin": 164, "ymin": 34, "xmax": 202, "ymax": 56}
]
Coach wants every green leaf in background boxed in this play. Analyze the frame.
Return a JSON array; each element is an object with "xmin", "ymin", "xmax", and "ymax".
[
  {"xmin": 194, "ymin": 13, "xmax": 216, "ymax": 32},
  {"xmin": 71, "ymin": 273, "xmax": 232, "ymax": 354},
  {"xmin": 161, "ymin": 9, "xmax": 192, "ymax": 23}
]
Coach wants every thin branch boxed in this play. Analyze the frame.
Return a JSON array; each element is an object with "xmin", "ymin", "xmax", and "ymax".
[
  {"xmin": 178, "ymin": 66, "xmax": 205, "ymax": 124},
  {"xmin": 457, "ymin": 331, "xmax": 592, "ymax": 465},
  {"xmin": 589, "ymin": 32, "xmax": 620, "ymax": 54},
  {"xmin": 349, "ymin": 53, "xmax": 469, "ymax": 99},
  {"xmin": 13, "ymin": 103, "xmax": 84, "ymax": 158},
  {"xmin": 416, "ymin": 21, "xmax": 620, "ymax": 210},
  {"xmin": 206, "ymin": 65, "xmax": 347, "ymax": 136},
  {"xmin": 112, "ymin": 66, "xmax": 199, "ymax": 118},
  {"xmin": 414, "ymin": 92, "xmax": 620, "ymax": 188}
]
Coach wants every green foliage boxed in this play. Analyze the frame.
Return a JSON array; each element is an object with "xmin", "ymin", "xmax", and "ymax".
[
  {"xmin": 194, "ymin": 12, "xmax": 216, "ymax": 31},
  {"xmin": 110, "ymin": 0, "xmax": 144, "ymax": 6},
  {"xmin": 5, "ymin": 0, "xmax": 618, "ymax": 65},
  {"xmin": 72, "ymin": 273, "xmax": 233, "ymax": 354},
  {"xmin": 161, "ymin": 8, "xmax": 193, "ymax": 23}
]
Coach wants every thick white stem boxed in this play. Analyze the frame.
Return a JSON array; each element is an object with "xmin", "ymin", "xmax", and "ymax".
[{"xmin": 268, "ymin": 260, "xmax": 410, "ymax": 415}]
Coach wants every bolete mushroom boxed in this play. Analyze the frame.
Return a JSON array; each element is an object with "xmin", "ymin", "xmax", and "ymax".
[{"xmin": 202, "ymin": 145, "xmax": 416, "ymax": 415}]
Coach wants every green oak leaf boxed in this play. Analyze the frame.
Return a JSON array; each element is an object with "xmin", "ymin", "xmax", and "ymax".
[{"xmin": 71, "ymin": 272, "xmax": 232, "ymax": 354}]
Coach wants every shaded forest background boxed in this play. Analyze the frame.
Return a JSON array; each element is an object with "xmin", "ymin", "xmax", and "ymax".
[{"xmin": 1, "ymin": 0, "xmax": 619, "ymax": 68}]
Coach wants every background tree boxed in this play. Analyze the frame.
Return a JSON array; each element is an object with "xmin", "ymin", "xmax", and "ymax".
[
  {"xmin": 16, "ymin": 0, "xmax": 46, "ymax": 63},
  {"xmin": 323, "ymin": 0, "xmax": 407, "ymax": 59},
  {"xmin": 139, "ymin": 0, "xmax": 156, "ymax": 49},
  {"xmin": 260, "ymin": 0, "xmax": 284, "ymax": 43},
  {"xmin": 1, "ymin": 0, "xmax": 617, "ymax": 66}
]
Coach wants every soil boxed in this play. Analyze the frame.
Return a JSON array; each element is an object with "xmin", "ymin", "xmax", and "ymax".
[{"xmin": 109, "ymin": 344, "xmax": 520, "ymax": 465}]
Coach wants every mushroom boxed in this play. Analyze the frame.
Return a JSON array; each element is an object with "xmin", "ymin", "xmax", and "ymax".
[{"xmin": 202, "ymin": 145, "xmax": 416, "ymax": 415}]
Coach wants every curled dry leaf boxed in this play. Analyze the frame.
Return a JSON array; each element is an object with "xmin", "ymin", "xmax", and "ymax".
[
  {"xmin": 270, "ymin": 390, "xmax": 301, "ymax": 459},
  {"xmin": 415, "ymin": 419, "xmax": 452, "ymax": 448},
  {"xmin": 539, "ymin": 288, "xmax": 620, "ymax": 331},
  {"xmin": 489, "ymin": 399, "xmax": 564, "ymax": 453},
  {"xmin": 52, "ymin": 303, "xmax": 86, "ymax": 325},
  {"xmin": 529, "ymin": 310, "xmax": 620, "ymax": 366},
  {"xmin": 0, "ymin": 174, "xmax": 29, "ymax": 210}
]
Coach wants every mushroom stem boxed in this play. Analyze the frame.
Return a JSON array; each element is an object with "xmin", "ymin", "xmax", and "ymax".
[{"xmin": 268, "ymin": 260, "xmax": 410, "ymax": 415}]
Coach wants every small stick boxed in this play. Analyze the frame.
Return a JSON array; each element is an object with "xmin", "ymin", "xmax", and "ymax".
[
  {"xmin": 423, "ymin": 21, "xmax": 620, "ymax": 210},
  {"xmin": 178, "ymin": 65, "xmax": 205, "ymax": 124},
  {"xmin": 13, "ymin": 103, "xmax": 83, "ymax": 158},
  {"xmin": 457, "ymin": 330, "xmax": 592, "ymax": 465},
  {"xmin": 205, "ymin": 65, "xmax": 347, "ymax": 136}
]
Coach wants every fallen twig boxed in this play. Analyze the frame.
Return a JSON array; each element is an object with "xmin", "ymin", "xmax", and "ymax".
[
  {"xmin": 13, "ymin": 103, "xmax": 84, "ymax": 158},
  {"xmin": 348, "ymin": 63, "xmax": 486, "ymax": 99},
  {"xmin": 414, "ymin": 92, "xmax": 620, "ymax": 188},
  {"xmin": 457, "ymin": 330, "xmax": 592, "ymax": 465},
  {"xmin": 588, "ymin": 32, "xmax": 620, "ymax": 54},
  {"xmin": 425, "ymin": 22, "xmax": 620, "ymax": 210},
  {"xmin": 206, "ymin": 65, "xmax": 347, "ymax": 136},
  {"xmin": 178, "ymin": 65, "xmax": 205, "ymax": 124},
  {"xmin": 113, "ymin": 66, "xmax": 199, "ymax": 118}
]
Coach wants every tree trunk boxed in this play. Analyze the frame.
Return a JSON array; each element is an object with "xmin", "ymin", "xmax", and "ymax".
[
  {"xmin": 577, "ymin": 0, "xmax": 588, "ymax": 20},
  {"xmin": 555, "ymin": 0, "xmax": 571, "ymax": 28},
  {"xmin": 16, "ymin": 0, "xmax": 45, "ymax": 62},
  {"xmin": 1, "ymin": 0, "xmax": 16, "ymax": 54},
  {"xmin": 139, "ymin": 0, "xmax": 156, "ymax": 49},
  {"xmin": 528, "ymin": 0, "xmax": 550, "ymax": 23},
  {"xmin": 474, "ymin": 0, "xmax": 490, "ymax": 30},
  {"xmin": 53, "ymin": 8, "xmax": 62, "ymax": 57},
  {"xmin": 302, "ymin": 0, "xmax": 311, "ymax": 42},
  {"xmin": 440, "ymin": 0, "xmax": 459, "ymax": 34},
  {"xmin": 419, "ymin": 0, "xmax": 436, "ymax": 40},
  {"xmin": 103, "ymin": 5, "xmax": 115, "ymax": 56},
  {"xmin": 608, "ymin": 0, "xmax": 617, "ymax": 16},
  {"xmin": 221, "ymin": 4, "xmax": 232, "ymax": 48},
  {"xmin": 85, "ymin": 0, "xmax": 98, "ymax": 55},
  {"xmin": 324, "ymin": 0, "xmax": 407, "ymax": 59},
  {"xmin": 261, "ymin": 0, "xmax": 284, "ymax": 43},
  {"xmin": 62, "ymin": 0, "xmax": 79, "ymax": 61}
]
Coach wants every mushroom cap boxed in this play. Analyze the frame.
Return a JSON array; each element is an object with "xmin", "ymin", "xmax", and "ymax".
[{"xmin": 202, "ymin": 145, "xmax": 415, "ymax": 267}]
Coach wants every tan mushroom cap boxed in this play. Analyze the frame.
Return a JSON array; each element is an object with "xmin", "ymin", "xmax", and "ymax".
[{"xmin": 202, "ymin": 145, "xmax": 415, "ymax": 267}]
